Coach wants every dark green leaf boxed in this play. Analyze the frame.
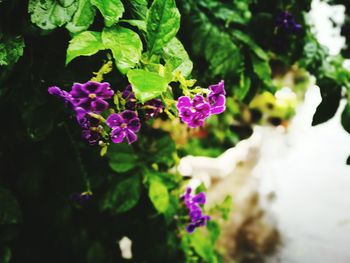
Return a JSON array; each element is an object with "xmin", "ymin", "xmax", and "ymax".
[
  {"xmin": 66, "ymin": 0, "xmax": 96, "ymax": 33},
  {"xmin": 341, "ymin": 102, "xmax": 350, "ymax": 134},
  {"xmin": 86, "ymin": 242, "xmax": 106, "ymax": 263},
  {"xmin": 149, "ymin": 178, "xmax": 169, "ymax": 213},
  {"xmin": 232, "ymin": 30, "xmax": 268, "ymax": 60},
  {"xmin": 0, "ymin": 188, "xmax": 22, "ymax": 225},
  {"xmin": 127, "ymin": 69, "xmax": 168, "ymax": 103},
  {"xmin": 0, "ymin": 35, "xmax": 25, "ymax": 67},
  {"xmin": 312, "ymin": 78, "xmax": 341, "ymax": 125},
  {"xmin": 91, "ymin": 0, "xmax": 124, "ymax": 27},
  {"xmin": 251, "ymin": 53, "xmax": 273, "ymax": 91},
  {"xmin": 163, "ymin": 37, "xmax": 193, "ymax": 77},
  {"xmin": 235, "ymin": 73, "xmax": 251, "ymax": 101},
  {"xmin": 28, "ymin": 0, "xmax": 78, "ymax": 30},
  {"xmin": 0, "ymin": 247, "xmax": 11, "ymax": 263},
  {"xmin": 109, "ymin": 152, "xmax": 138, "ymax": 173},
  {"xmin": 102, "ymin": 26, "xmax": 143, "ymax": 74},
  {"xmin": 66, "ymin": 31, "xmax": 105, "ymax": 64},
  {"xmin": 128, "ymin": 0, "xmax": 148, "ymax": 19},
  {"xmin": 146, "ymin": 0, "xmax": 180, "ymax": 55},
  {"xmin": 102, "ymin": 176, "xmax": 141, "ymax": 214}
]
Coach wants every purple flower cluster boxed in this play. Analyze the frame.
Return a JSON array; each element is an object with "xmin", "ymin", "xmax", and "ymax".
[
  {"xmin": 122, "ymin": 85, "xmax": 164, "ymax": 119},
  {"xmin": 106, "ymin": 110, "xmax": 141, "ymax": 144},
  {"xmin": 276, "ymin": 11, "xmax": 302, "ymax": 34},
  {"xmin": 176, "ymin": 80, "xmax": 226, "ymax": 128},
  {"xmin": 181, "ymin": 188, "xmax": 210, "ymax": 233},
  {"xmin": 48, "ymin": 81, "xmax": 114, "ymax": 145}
]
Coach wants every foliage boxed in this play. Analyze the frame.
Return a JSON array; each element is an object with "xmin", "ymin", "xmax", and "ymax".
[{"xmin": 1, "ymin": 0, "xmax": 350, "ymax": 262}]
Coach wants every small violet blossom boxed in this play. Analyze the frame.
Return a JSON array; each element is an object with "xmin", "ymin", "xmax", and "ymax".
[
  {"xmin": 106, "ymin": 110, "xmax": 141, "ymax": 144},
  {"xmin": 70, "ymin": 81, "xmax": 114, "ymax": 112},
  {"xmin": 181, "ymin": 188, "xmax": 210, "ymax": 234},
  {"xmin": 276, "ymin": 11, "xmax": 302, "ymax": 34},
  {"xmin": 176, "ymin": 80, "xmax": 226, "ymax": 128},
  {"xmin": 70, "ymin": 191, "xmax": 93, "ymax": 205},
  {"xmin": 122, "ymin": 85, "xmax": 164, "ymax": 118}
]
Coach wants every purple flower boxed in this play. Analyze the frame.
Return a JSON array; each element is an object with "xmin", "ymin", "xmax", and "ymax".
[
  {"xmin": 144, "ymin": 99, "xmax": 164, "ymax": 118},
  {"xmin": 208, "ymin": 80, "xmax": 226, "ymax": 115},
  {"xmin": 276, "ymin": 11, "xmax": 302, "ymax": 34},
  {"xmin": 177, "ymin": 95, "xmax": 211, "ymax": 128},
  {"xmin": 70, "ymin": 191, "xmax": 92, "ymax": 205},
  {"xmin": 48, "ymin": 86, "xmax": 74, "ymax": 107},
  {"xmin": 181, "ymin": 187, "xmax": 210, "ymax": 234},
  {"xmin": 106, "ymin": 110, "xmax": 141, "ymax": 144},
  {"xmin": 122, "ymin": 85, "xmax": 137, "ymax": 110},
  {"xmin": 70, "ymin": 81, "xmax": 114, "ymax": 113}
]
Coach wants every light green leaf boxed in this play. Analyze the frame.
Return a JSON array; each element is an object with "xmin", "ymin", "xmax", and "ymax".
[
  {"xmin": 102, "ymin": 176, "xmax": 141, "ymax": 214},
  {"xmin": 149, "ymin": 178, "xmax": 169, "ymax": 213},
  {"xmin": 127, "ymin": 69, "xmax": 168, "ymax": 103},
  {"xmin": 28, "ymin": 0, "xmax": 78, "ymax": 30},
  {"xmin": 0, "ymin": 35, "xmax": 25, "ymax": 66},
  {"xmin": 102, "ymin": 26, "xmax": 143, "ymax": 74},
  {"xmin": 120, "ymin": 19, "xmax": 146, "ymax": 32},
  {"xmin": 146, "ymin": 0, "xmax": 180, "ymax": 55},
  {"xmin": 109, "ymin": 152, "xmax": 138, "ymax": 173},
  {"xmin": 190, "ymin": 230, "xmax": 218, "ymax": 263},
  {"xmin": 66, "ymin": 31, "xmax": 105, "ymax": 65},
  {"xmin": 66, "ymin": 0, "xmax": 96, "ymax": 33},
  {"xmin": 163, "ymin": 37, "xmax": 193, "ymax": 77},
  {"xmin": 91, "ymin": 0, "xmax": 124, "ymax": 27}
]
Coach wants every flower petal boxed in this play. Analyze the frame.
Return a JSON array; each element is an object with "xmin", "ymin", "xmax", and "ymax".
[
  {"xmin": 209, "ymin": 80, "xmax": 225, "ymax": 95},
  {"xmin": 177, "ymin": 96, "xmax": 191, "ymax": 108},
  {"xmin": 106, "ymin": 113, "xmax": 123, "ymax": 128},
  {"xmin": 95, "ymin": 82, "xmax": 114, "ymax": 99},
  {"xmin": 111, "ymin": 127, "xmax": 125, "ymax": 143},
  {"xmin": 71, "ymin": 83, "xmax": 89, "ymax": 98},
  {"xmin": 91, "ymin": 98, "xmax": 109, "ymax": 112},
  {"xmin": 125, "ymin": 130, "xmax": 137, "ymax": 144},
  {"xmin": 127, "ymin": 118, "xmax": 141, "ymax": 132},
  {"xmin": 121, "ymin": 110, "xmax": 138, "ymax": 122}
]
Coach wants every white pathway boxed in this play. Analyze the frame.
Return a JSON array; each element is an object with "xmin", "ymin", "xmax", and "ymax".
[{"xmin": 257, "ymin": 86, "xmax": 350, "ymax": 263}]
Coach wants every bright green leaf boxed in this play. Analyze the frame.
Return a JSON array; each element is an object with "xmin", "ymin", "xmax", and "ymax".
[
  {"xmin": 129, "ymin": 0, "xmax": 148, "ymax": 19},
  {"xmin": 120, "ymin": 19, "xmax": 146, "ymax": 32},
  {"xmin": 28, "ymin": 0, "xmax": 78, "ymax": 30},
  {"xmin": 146, "ymin": 0, "xmax": 180, "ymax": 55},
  {"xmin": 190, "ymin": 230, "xmax": 217, "ymax": 263},
  {"xmin": 91, "ymin": 0, "xmax": 124, "ymax": 27},
  {"xmin": 163, "ymin": 37, "xmax": 193, "ymax": 77},
  {"xmin": 102, "ymin": 26, "xmax": 143, "ymax": 74},
  {"xmin": 149, "ymin": 178, "xmax": 169, "ymax": 213},
  {"xmin": 127, "ymin": 69, "xmax": 168, "ymax": 103},
  {"xmin": 66, "ymin": 31, "xmax": 105, "ymax": 65},
  {"xmin": 102, "ymin": 176, "xmax": 141, "ymax": 214},
  {"xmin": 66, "ymin": 0, "xmax": 96, "ymax": 33}
]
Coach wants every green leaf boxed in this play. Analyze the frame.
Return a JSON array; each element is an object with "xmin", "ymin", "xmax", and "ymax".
[
  {"xmin": 109, "ymin": 152, "xmax": 138, "ymax": 173},
  {"xmin": 91, "ymin": 0, "xmax": 124, "ymax": 27},
  {"xmin": 149, "ymin": 178, "xmax": 169, "ymax": 213},
  {"xmin": 127, "ymin": 69, "xmax": 168, "ymax": 103},
  {"xmin": 193, "ymin": 23, "xmax": 242, "ymax": 76},
  {"xmin": 0, "ymin": 247, "xmax": 11, "ymax": 263},
  {"xmin": 86, "ymin": 242, "xmax": 106, "ymax": 263},
  {"xmin": 128, "ymin": 0, "xmax": 148, "ymax": 19},
  {"xmin": 146, "ymin": 0, "xmax": 180, "ymax": 55},
  {"xmin": 0, "ymin": 188, "xmax": 22, "ymax": 225},
  {"xmin": 0, "ymin": 35, "xmax": 25, "ymax": 67},
  {"xmin": 312, "ymin": 78, "xmax": 341, "ymax": 125},
  {"xmin": 102, "ymin": 176, "xmax": 141, "ymax": 214},
  {"xmin": 120, "ymin": 19, "xmax": 146, "ymax": 32},
  {"xmin": 28, "ymin": 0, "xmax": 78, "ymax": 30},
  {"xmin": 163, "ymin": 37, "xmax": 193, "ymax": 77},
  {"xmin": 207, "ymin": 220, "xmax": 220, "ymax": 244},
  {"xmin": 251, "ymin": 53, "xmax": 273, "ymax": 91},
  {"xmin": 235, "ymin": 73, "xmax": 251, "ymax": 101},
  {"xmin": 102, "ymin": 26, "xmax": 143, "ymax": 74},
  {"xmin": 341, "ymin": 102, "xmax": 350, "ymax": 134},
  {"xmin": 66, "ymin": 31, "xmax": 105, "ymax": 64},
  {"xmin": 66, "ymin": 0, "xmax": 96, "ymax": 33},
  {"xmin": 190, "ymin": 230, "xmax": 217, "ymax": 263},
  {"xmin": 232, "ymin": 30, "xmax": 268, "ymax": 60}
]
